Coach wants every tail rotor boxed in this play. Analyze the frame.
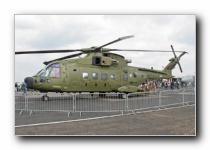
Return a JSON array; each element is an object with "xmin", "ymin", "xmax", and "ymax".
[{"xmin": 170, "ymin": 45, "xmax": 187, "ymax": 73}]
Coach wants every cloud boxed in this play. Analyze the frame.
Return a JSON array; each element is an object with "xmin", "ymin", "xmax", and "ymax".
[{"xmin": 15, "ymin": 15, "xmax": 196, "ymax": 82}]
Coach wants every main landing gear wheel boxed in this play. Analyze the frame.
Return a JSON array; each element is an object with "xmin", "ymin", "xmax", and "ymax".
[
  {"xmin": 42, "ymin": 94, "xmax": 49, "ymax": 101},
  {"xmin": 118, "ymin": 94, "xmax": 127, "ymax": 99}
]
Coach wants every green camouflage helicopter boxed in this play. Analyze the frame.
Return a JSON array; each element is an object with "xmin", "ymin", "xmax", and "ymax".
[{"xmin": 15, "ymin": 35, "xmax": 187, "ymax": 99}]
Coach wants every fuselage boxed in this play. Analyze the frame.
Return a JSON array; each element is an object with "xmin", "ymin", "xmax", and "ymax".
[{"xmin": 30, "ymin": 52, "xmax": 172, "ymax": 93}]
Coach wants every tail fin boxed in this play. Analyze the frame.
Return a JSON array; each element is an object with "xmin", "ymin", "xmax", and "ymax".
[{"xmin": 162, "ymin": 58, "xmax": 177, "ymax": 76}]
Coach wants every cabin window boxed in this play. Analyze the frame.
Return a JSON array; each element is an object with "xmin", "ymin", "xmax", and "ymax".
[
  {"xmin": 82, "ymin": 72, "xmax": 88, "ymax": 80},
  {"xmin": 110, "ymin": 74, "xmax": 116, "ymax": 80},
  {"xmin": 43, "ymin": 63, "xmax": 60, "ymax": 78},
  {"xmin": 103, "ymin": 53, "xmax": 110, "ymax": 57},
  {"xmin": 92, "ymin": 56, "xmax": 101, "ymax": 65},
  {"xmin": 101, "ymin": 73, "xmax": 108, "ymax": 81},
  {"xmin": 123, "ymin": 74, "xmax": 128, "ymax": 81},
  {"xmin": 92, "ymin": 72, "xmax": 98, "ymax": 80}
]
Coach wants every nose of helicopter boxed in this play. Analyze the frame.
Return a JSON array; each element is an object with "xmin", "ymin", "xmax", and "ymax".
[{"xmin": 24, "ymin": 77, "xmax": 34, "ymax": 89}]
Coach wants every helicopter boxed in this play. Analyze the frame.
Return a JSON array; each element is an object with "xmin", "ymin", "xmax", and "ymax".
[{"xmin": 15, "ymin": 35, "xmax": 187, "ymax": 99}]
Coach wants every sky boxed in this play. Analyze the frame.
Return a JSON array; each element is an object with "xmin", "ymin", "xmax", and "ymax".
[{"xmin": 15, "ymin": 15, "xmax": 196, "ymax": 82}]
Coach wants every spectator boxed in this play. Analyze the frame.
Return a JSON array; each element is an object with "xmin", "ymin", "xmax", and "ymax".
[
  {"xmin": 164, "ymin": 82, "xmax": 168, "ymax": 90},
  {"xmin": 161, "ymin": 82, "xmax": 164, "ymax": 89},
  {"xmin": 171, "ymin": 81, "xmax": 174, "ymax": 90},
  {"xmin": 22, "ymin": 82, "xmax": 27, "ymax": 94},
  {"xmin": 176, "ymin": 81, "xmax": 179, "ymax": 89},
  {"xmin": 17, "ymin": 84, "xmax": 20, "ymax": 92}
]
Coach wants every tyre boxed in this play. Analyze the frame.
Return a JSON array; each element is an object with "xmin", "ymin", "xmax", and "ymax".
[
  {"xmin": 118, "ymin": 94, "xmax": 127, "ymax": 99},
  {"xmin": 42, "ymin": 95, "xmax": 49, "ymax": 101}
]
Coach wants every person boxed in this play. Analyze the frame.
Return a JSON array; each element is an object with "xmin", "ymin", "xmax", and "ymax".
[
  {"xmin": 176, "ymin": 81, "xmax": 179, "ymax": 89},
  {"xmin": 17, "ymin": 84, "xmax": 20, "ymax": 92},
  {"xmin": 181, "ymin": 82, "xmax": 184, "ymax": 88},
  {"xmin": 165, "ymin": 82, "xmax": 168, "ymax": 90},
  {"xmin": 149, "ymin": 80, "xmax": 156, "ymax": 94},
  {"xmin": 171, "ymin": 80, "xmax": 174, "ymax": 90},
  {"xmin": 161, "ymin": 82, "xmax": 164, "ymax": 89},
  {"xmin": 22, "ymin": 82, "xmax": 27, "ymax": 94},
  {"xmin": 138, "ymin": 83, "xmax": 148, "ymax": 92}
]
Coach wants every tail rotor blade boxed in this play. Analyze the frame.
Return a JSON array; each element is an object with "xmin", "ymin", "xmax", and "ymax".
[
  {"xmin": 178, "ymin": 62, "xmax": 183, "ymax": 73},
  {"xmin": 170, "ymin": 45, "xmax": 187, "ymax": 73},
  {"xmin": 179, "ymin": 51, "xmax": 188, "ymax": 58},
  {"xmin": 171, "ymin": 45, "xmax": 177, "ymax": 58}
]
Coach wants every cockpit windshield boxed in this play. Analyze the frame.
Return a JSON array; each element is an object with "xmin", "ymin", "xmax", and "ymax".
[{"xmin": 36, "ymin": 63, "xmax": 60, "ymax": 78}]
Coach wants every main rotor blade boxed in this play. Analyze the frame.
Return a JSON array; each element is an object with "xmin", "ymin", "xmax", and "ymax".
[
  {"xmin": 108, "ymin": 49, "xmax": 185, "ymax": 53},
  {"xmin": 43, "ymin": 52, "xmax": 83, "ymax": 65},
  {"xmin": 15, "ymin": 49, "xmax": 82, "ymax": 55},
  {"xmin": 94, "ymin": 35, "xmax": 134, "ymax": 52}
]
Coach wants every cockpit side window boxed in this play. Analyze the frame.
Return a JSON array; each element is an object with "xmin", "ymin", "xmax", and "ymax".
[
  {"xmin": 49, "ymin": 63, "xmax": 60, "ymax": 77},
  {"xmin": 45, "ymin": 66, "xmax": 52, "ymax": 77}
]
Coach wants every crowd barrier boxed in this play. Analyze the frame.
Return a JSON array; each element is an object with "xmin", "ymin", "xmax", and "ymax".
[{"xmin": 15, "ymin": 89, "xmax": 195, "ymax": 116}]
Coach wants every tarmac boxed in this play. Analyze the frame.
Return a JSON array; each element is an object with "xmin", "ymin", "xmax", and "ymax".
[{"xmin": 15, "ymin": 105, "xmax": 195, "ymax": 136}]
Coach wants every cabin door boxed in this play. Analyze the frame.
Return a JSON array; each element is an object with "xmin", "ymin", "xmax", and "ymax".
[{"xmin": 69, "ymin": 67, "xmax": 81, "ymax": 92}]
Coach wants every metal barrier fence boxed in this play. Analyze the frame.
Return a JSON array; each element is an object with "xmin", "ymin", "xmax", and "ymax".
[
  {"xmin": 75, "ymin": 93, "xmax": 126, "ymax": 112},
  {"xmin": 127, "ymin": 92, "xmax": 159, "ymax": 111},
  {"xmin": 15, "ymin": 92, "xmax": 27, "ymax": 114},
  {"xmin": 15, "ymin": 89, "xmax": 195, "ymax": 115},
  {"xmin": 159, "ymin": 90, "xmax": 184, "ymax": 107},
  {"xmin": 183, "ymin": 89, "xmax": 196, "ymax": 104},
  {"xmin": 27, "ymin": 93, "xmax": 74, "ymax": 115}
]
